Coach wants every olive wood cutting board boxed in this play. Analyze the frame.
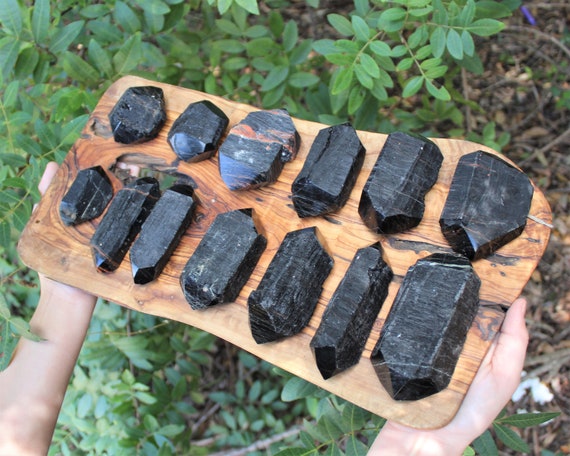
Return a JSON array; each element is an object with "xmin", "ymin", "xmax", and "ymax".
[{"xmin": 18, "ymin": 75, "xmax": 552, "ymax": 429}]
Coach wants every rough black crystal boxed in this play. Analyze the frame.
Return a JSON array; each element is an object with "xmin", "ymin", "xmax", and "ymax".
[
  {"xmin": 311, "ymin": 243, "xmax": 393, "ymax": 379},
  {"xmin": 439, "ymin": 150, "xmax": 534, "ymax": 260},
  {"xmin": 130, "ymin": 184, "xmax": 197, "ymax": 284},
  {"xmin": 109, "ymin": 86, "xmax": 166, "ymax": 144},
  {"xmin": 292, "ymin": 123, "xmax": 365, "ymax": 218},
  {"xmin": 218, "ymin": 109, "xmax": 300, "ymax": 190},
  {"xmin": 370, "ymin": 253, "xmax": 480, "ymax": 401},
  {"xmin": 167, "ymin": 100, "xmax": 229, "ymax": 162},
  {"xmin": 359, "ymin": 131, "xmax": 443, "ymax": 234},
  {"xmin": 180, "ymin": 209, "xmax": 267, "ymax": 309},
  {"xmin": 90, "ymin": 177, "xmax": 160, "ymax": 273},
  {"xmin": 248, "ymin": 227, "xmax": 334, "ymax": 344},
  {"xmin": 60, "ymin": 166, "xmax": 113, "ymax": 226}
]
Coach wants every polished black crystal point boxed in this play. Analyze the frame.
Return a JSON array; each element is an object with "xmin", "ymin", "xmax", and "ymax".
[
  {"xmin": 90, "ymin": 177, "xmax": 160, "ymax": 273},
  {"xmin": 371, "ymin": 253, "xmax": 480, "ymax": 401},
  {"xmin": 248, "ymin": 227, "xmax": 334, "ymax": 344},
  {"xmin": 167, "ymin": 100, "xmax": 229, "ymax": 162},
  {"xmin": 439, "ymin": 150, "xmax": 534, "ymax": 260},
  {"xmin": 130, "ymin": 184, "xmax": 197, "ymax": 284},
  {"xmin": 311, "ymin": 243, "xmax": 393, "ymax": 379},
  {"xmin": 109, "ymin": 86, "xmax": 166, "ymax": 144},
  {"xmin": 292, "ymin": 123, "xmax": 365, "ymax": 218},
  {"xmin": 218, "ymin": 109, "xmax": 300, "ymax": 190},
  {"xmin": 180, "ymin": 209, "xmax": 266, "ymax": 309},
  {"xmin": 359, "ymin": 131, "xmax": 443, "ymax": 234},
  {"xmin": 60, "ymin": 166, "xmax": 113, "ymax": 226}
]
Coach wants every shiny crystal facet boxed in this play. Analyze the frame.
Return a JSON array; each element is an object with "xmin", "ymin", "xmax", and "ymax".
[
  {"xmin": 439, "ymin": 150, "xmax": 534, "ymax": 260},
  {"xmin": 359, "ymin": 131, "xmax": 443, "ymax": 234},
  {"xmin": 370, "ymin": 253, "xmax": 480, "ymax": 401}
]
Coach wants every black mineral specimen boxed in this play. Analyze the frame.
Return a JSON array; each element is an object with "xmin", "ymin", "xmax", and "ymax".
[
  {"xmin": 180, "ymin": 209, "xmax": 266, "ymax": 309},
  {"xmin": 248, "ymin": 227, "xmax": 334, "ymax": 344},
  {"xmin": 109, "ymin": 86, "xmax": 166, "ymax": 144},
  {"xmin": 167, "ymin": 100, "xmax": 229, "ymax": 162},
  {"xmin": 292, "ymin": 123, "xmax": 365, "ymax": 218},
  {"xmin": 359, "ymin": 131, "xmax": 443, "ymax": 234},
  {"xmin": 90, "ymin": 177, "xmax": 160, "ymax": 273},
  {"xmin": 370, "ymin": 253, "xmax": 481, "ymax": 401},
  {"xmin": 310, "ymin": 243, "xmax": 393, "ymax": 379},
  {"xmin": 218, "ymin": 109, "xmax": 300, "ymax": 190},
  {"xmin": 439, "ymin": 150, "xmax": 534, "ymax": 260},
  {"xmin": 130, "ymin": 184, "xmax": 197, "ymax": 284},
  {"xmin": 59, "ymin": 166, "xmax": 113, "ymax": 226}
]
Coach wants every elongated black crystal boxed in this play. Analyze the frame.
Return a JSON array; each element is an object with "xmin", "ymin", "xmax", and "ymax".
[
  {"xmin": 248, "ymin": 227, "xmax": 333, "ymax": 344},
  {"xmin": 359, "ymin": 131, "xmax": 443, "ymax": 234},
  {"xmin": 292, "ymin": 123, "xmax": 365, "ymax": 218},
  {"xmin": 130, "ymin": 184, "xmax": 197, "ymax": 284},
  {"xmin": 370, "ymin": 253, "xmax": 480, "ymax": 401},
  {"xmin": 90, "ymin": 177, "xmax": 160, "ymax": 273},
  {"xmin": 168, "ymin": 100, "xmax": 229, "ymax": 162},
  {"xmin": 180, "ymin": 209, "xmax": 266, "ymax": 309},
  {"xmin": 218, "ymin": 109, "xmax": 300, "ymax": 190},
  {"xmin": 60, "ymin": 166, "xmax": 113, "ymax": 226},
  {"xmin": 109, "ymin": 86, "xmax": 166, "ymax": 144},
  {"xmin": 439, "ymin": 150, "xmax": 534, "ymax": 260},
  {"xmin": 311, "ymin": 243, "xmax": 393, "ymax": 379}
]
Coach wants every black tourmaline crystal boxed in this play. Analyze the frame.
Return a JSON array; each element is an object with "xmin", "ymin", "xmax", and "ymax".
[
  {"xmin": 359, "ymin": 131, "xmax": 443, "ymax": 234},
  {"xmin": 59, "ymin": 166, "xmax": 113, "ymax": 226},
  {"xmin": 90, "ymin": 177, "xmax": 160, "ymax": 273},
  {"xmin": 439, "ymin": 150, "xmax": 534, "ymax": 260},
  {"xmin": 109, "ymin": 86, "xmax": 166, "ymax": 144},
  {"xmin": 218, "ymin": 109, "xmax": 300, "ymax": 190},
  {"xmin": 248, "ymin": 227, "xmax": 334, "ymax": 344},
  {"xmin": 370, "ymin": 253, "xmax": 481, "ymax": 401},
  {"xmin": 167, "ymin": 100, "xmax": 229, "ymax": 162},
  {"xmin": 310, "ymin": 243, "xmax": 393, "ymax": 379},
  {"xmin": 180, "ymin": 209, "xmax": 267, "ymax": 309},
  {"xmin": 292, "ymin": 123, "xmax": 365, "ymax": 218},
  {"xmin": 130, "ymin": 184, "xmax": 197, "ymax": 284}
]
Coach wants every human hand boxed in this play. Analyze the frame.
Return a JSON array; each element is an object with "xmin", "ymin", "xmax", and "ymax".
[{"xmin": 368, "ymin": 297, "xmax": 529, "ymax": 456}]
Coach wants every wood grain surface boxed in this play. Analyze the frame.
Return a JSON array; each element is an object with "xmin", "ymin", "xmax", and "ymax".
[{"xmin": 18, "ymin": 75, "xmax": 552, "ymax": 429}]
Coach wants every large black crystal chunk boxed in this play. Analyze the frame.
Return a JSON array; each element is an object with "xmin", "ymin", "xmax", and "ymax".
[
  {"xmin": 109, "ymin": 86, "xmax": 166, "ymax": 144},
  {"xmin": 292, "ymin": 123, "xmax": 365, "ymax": 218},
  {"xmin": 218, "ymin": 109, "xmax": 300, "ymax": 190},
  {"xmin": 248, "ymin": 227, "xmax": 334, "ymax": 344},
  {"xmin": 60, "ymin": 166, "xmax": 113, "ymax": 226},
  {"xmin": 310, "ymin": 243, "xmax": 393, "ymax": 379},
  {"xmin": 359, "ymin": 131, "xmax": 443, "ymax": 234},
  {"xmin": 90, "ymin": 177, "xmax": 160, "ymax": 273},
  {"xmin": 439, "ymin": 150, "xmax": 534, "ymax": 260},
  {"xmin": 180, "ymin": 209, "xmax": 267, "ymax": 309},
  {"xmin": 130, "ymin": 184, "xmax": 197, "ymax": 284},
  {"xmin": 370, "ymin": 253, "xmax": 480, "ymax": 401},
  {"xmin": 167, "ymin": 100, "xmax": 229, "ymax": 162}
]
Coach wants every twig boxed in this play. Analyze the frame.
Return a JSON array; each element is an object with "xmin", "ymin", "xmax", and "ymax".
[
  {"xmin": 504, "ymin": 25, "xmax": 570, "ymax": 60},
  {"xmin": 209, "ymin": 425, "xmax": 304, "ymax": 456},
  {"xmin": 520, "ymin": 125, "xmax": 570, "ymax": 165}
]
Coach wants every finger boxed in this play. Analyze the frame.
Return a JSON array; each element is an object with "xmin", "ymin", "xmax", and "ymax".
[{"xmin": 38, "ymin": 162, "xmax": 60, "ymax": 196}]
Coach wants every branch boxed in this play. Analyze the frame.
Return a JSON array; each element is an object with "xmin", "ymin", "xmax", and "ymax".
[{"xmin": 209, "ymin": 425, "xmax": 304, "ymax": 456}]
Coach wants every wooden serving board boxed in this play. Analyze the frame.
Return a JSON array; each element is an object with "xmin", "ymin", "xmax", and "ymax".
[{"xmin": 18, "ymin": 76, "xmax": 552, "ymax": 429}]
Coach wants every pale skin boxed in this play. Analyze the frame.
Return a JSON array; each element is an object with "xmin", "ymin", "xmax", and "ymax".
[{"xmin": 0, "ymin": 162, "xmax": 529, "ymax": 455}]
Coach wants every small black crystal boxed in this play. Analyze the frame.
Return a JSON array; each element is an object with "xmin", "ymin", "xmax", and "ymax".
[
  {"xmin": 60, "ymin": 166, "xmax": 113, "ymax": 226},
  {"xmin": 359, "ymin": 131, "xmax": 443, "ymax": 234},
  {"xmin": 248, "ymin": 227, "xmax": 334, "ymax": 344},
  {"xmin": 370, "ymin": 253, "xmax": 480, "ymax": 401},
  {"xmin": 109, "ymin": 86, "xmax": 166, "ymax": 144},
  {"xmin": 439, "ymin": 150, "xmax": 534, "ymax": 260},
  {"xmin": 180, "ymin": 209, "xmax": 267, "ymax": 309},
  {"xmin": 311, "ymin": 243, "xmax": 393, "ymax": 379},
  {"xmin": 130, "ymin": 184, "xmax": 197, "ymax": 284},
  {"xmin": 167, "ymin": 100, "xmax": 229, "ymax": 162},
  {"xmin": 292, "ymin": 123, "xmax": 365, "ymax": 218},
  {"xmin": 90, "ymin": 177, "xmax": 160, "ymax": 273},
  {"xmin": 218, "ymin": 109, "xmax": 300, "ymax": 190}
]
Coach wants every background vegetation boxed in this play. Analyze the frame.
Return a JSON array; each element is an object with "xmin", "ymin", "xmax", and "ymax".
[{"xmin": 1, "ymin": 0, "xmax": 567, "ymax": 454}]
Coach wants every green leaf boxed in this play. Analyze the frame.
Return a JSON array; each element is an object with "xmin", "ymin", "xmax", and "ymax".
[
  {"xmin": 359, "ymin": 53, "xmax": 379, "ymax": 78},
  {"xmin": 114, "ymin": 1, "xmax": 142, "ymax": 35},
  {"xmin": 0, "ymin": 36, "xmax": 21, "ymax": 79},
  {"xmin": 402, "ymin": 75, "xmax": 423, "ymax": 97},
  {"xmin": 409, "ymin": 6, "xmax": 433, "ymax": 18},
  {"xmin": 345, "ymin": 434, "xmax": 368, "ymax": 456},
  {"xmin": 32, "ymin": 0, "xmax": 50, "ymax": 43},
  {"xmin": 283, "ymin": 20, "xmax": 298, "ymax": 52},
  {"xmin": 62, "ymin": 52, "xmax": 99, "ymax": 83},
  {"xmin": 467, "ymin": 18, "xmax": 505, "ymax": 37},
  {"xmin": 430, "ymin": 27, "xmax": 446, "ymax": 58},
  {"xmin": 425, "ymin": 79, "xmax": 450, "ymax": 100},
  {"xmin": 461, "ymin": 30, "xmax": 475, "ymax": 57},
  {"xmin": 331, "ymin": 67, "xmax": 353, "ymax": 95},
  {"xmin": 0, "ymin": 220, "xmax": 11, "ymax": 249},
  {"xmin": 0, "ymin": 0, "xmax": 23, "ymax": 36},
  {"xmin": 113, "ymin": 33, "xmax": 143, "ymax": 75},
  {"xmin": 49, "ymin": 21, "xmax": 85, "ymax": 54},
  {"xmin": 352, "ymin": 15, "xmax": 370, "ymax": 42},
  {"xmin": 10, "ymin": 316, "xmax": 42, "ymax": 342},
  {"xmin": 312, "ymin": 39, "xmax": 337, "ymax": 56},
  {"xmin": 457, "ymin": 0, "xmax": 476, "ymax": 26},
  {"xmin": 369, "ymin": 40, "xmax": 391, "ymax": 57},
  {"xmin": 354, "ymin": 64, "xmax": 373, "ymax": 89},
  {"xmin": 88, "ymin": 39, "xmax": 113, "ymax": 77},
  {"xmin": 261, "ymin": 65, "xmax": 289, "ymax": 92},
  {"xmin": 223, "ymin": 56, "xmax": 248, "ymax": 70},
  {"xmin": 235, "ymin": 0, "xmax": 259, "ymax": 15},
  {"xmin": 138, "ymin": 0, "xmax": 171, "ymax": 15},
  {"xmin": 327, "ymin": 14, "xmax": 353, "ymax": 37},
  {"xmin": 288, "ymin": 72, "xmax": 319, "ymax": 88},
  {"xmin": 446, "ymin": 28, "xmax": 463, "ymax": 59},
  {"xmin": 215, "ymin": 18, "xmax": 242, "ymax": 36},
  {"xmin": 492, "ymin": 423, "xmax": 530, "ymax": 453},
  {"xmin": 475, "ymin": 1, "xmax": 514, "ymax": 19},
  {"xmin": 496, "ymin": 412, "xmax": 560, "ymax": 428},
  {"xmin": 472, "ymin": 430, "xmax": 498, "ymax": 456},
  {"xmin": 281, "ymin": 376, "xmax": 320, "ymax": 401},
  {"xmin": 158, "ymin": 424, "xmax": 185, "ymax": 437},
  {"xmin": 273, "ymin": 449, "xmax": 313, "ymax": 456}
]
